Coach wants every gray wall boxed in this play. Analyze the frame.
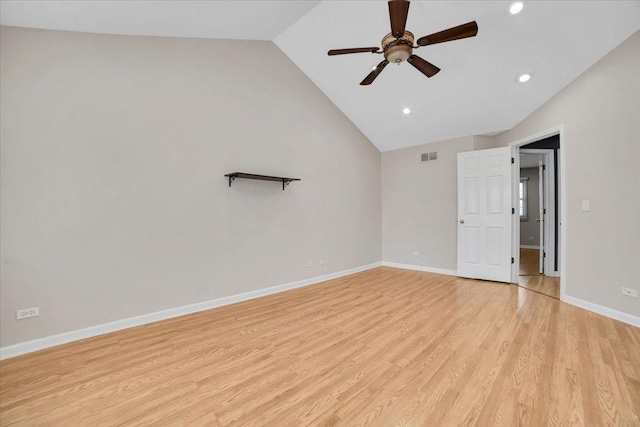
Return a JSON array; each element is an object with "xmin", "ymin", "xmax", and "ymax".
[
  {"xmin": 381, "ymin": 135, "xmax": 507, "ymax": 271},
  {"xmin": 0, "ymin": 26, "xmax": 382, "ymax": 347},
  {"xmin": 382, "ymin": 136, "xmax": 475, "ymax": 271},
  {"xmin": 520, "ymin": 167, "xmax": 540, "ymax": 246},
  {"xmin": 495, "ymin": 30, "xmax": 640, "ymax": 317},
  {"xmin": 472, "ymin": 135, "xmax": 504, "ymax": 151}
]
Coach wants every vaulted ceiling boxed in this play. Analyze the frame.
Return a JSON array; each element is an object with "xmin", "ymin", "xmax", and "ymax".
[
  {"xmin": 0, "ymin": 1, "xmax": 321, "ymax": 41},
  {"xmin": 2, "ymin": 1, "xmax": 639, "ymax": 152}
]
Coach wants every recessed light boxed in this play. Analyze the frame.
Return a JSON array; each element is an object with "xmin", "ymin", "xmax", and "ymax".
[
  {"xmin": 508, "ymin": 1, "xmax": 524, "ymax": 15},
  {"xmin": 402, "ymin": 107, "xmax": 411, "ymax": 115},
  {"xmin": 517, "ymin": 73, "xmax": 531, "ymax": 83}
]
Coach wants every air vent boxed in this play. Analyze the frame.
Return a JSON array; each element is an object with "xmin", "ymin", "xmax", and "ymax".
[{"xmin": 421, "ymin": 152, "xmax": 438, "ymax": 163}]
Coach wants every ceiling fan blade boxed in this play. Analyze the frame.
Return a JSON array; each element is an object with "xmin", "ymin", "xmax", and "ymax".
[
  {"xmin": 388, "ymin": 0, "xmax": 410, "ymax": 38},
  {"xmin": 328, "ymin": 47, "xmax": 379, "ymax": 56},
  {"xmin": 416, "ymin": 21, "xmax": 478, "ymax": 46},
  {"xmin": 407, "ymin": 55, "xmax": 440, "ymax": 78},
  {"xmin": 360, "ymin": 60, "xmax": 389, "ymax": 85}
]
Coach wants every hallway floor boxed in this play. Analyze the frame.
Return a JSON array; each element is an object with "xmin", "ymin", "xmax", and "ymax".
[{"xmin": 518, "ymin": 248, "xmax": 560, "ymax": 299}]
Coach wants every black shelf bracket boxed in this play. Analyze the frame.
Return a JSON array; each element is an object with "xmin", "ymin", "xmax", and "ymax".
[{"xmin": 228, "ymin": 176, "xmax": 236, "ymax": 187}]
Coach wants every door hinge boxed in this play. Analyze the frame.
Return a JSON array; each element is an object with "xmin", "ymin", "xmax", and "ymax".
[
  {"xmin": 511, "ymin": 157, "xmax": 515, "ymax": 164},
  {"xmin": 543, "ymin": 208, "xmax": 546, "ymax": 214},
  {"xmin": 512, "ymin": 207, "xmax": 515, "ymax": 214},
  {"xmin": 543, "ymin": 252, "xmax": 546, "ymax": 258},
  {"xmin": 511, "ymin": 257, "xmax": 515, "ymax": 264}
]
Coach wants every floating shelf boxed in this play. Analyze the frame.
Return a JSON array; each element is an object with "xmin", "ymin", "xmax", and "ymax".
[{"xmin": 224, "ymin": 172, "xmax": 301, "ymax": 191}]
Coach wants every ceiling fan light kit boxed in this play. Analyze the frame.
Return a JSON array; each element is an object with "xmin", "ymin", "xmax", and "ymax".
[
  {"xmin": 327, "ymin": 0, "xmax": 478, "ymax": 85},
  {"xmin": 382, "ymin": 31, "xmax": 414, "ymax": 64}
]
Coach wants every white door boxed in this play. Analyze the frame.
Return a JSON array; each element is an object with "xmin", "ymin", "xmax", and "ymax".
[
  {"xmin": 538, "ymin": 159, "xmax": 545, "ymax": 274},
  {"xmin": 457, "ymin": 147, "xmax": 512, "ymax": 282}
]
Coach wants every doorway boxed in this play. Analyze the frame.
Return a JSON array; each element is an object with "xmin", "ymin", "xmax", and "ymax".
[{"xmin": 510, "ymin": 129, "xmax": 564, "ymax": 299}]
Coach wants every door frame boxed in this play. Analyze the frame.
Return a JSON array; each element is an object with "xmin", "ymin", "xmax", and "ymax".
[
  {"xmin": 519, "ymin": 148, "xmax": 557, "ymax": 277},
  {"xmin": 509, "ymin": 125, "xmax": 566, "ymax": 300}
]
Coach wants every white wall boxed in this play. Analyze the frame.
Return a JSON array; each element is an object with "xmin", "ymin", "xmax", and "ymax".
[
  {"xmin": 0, "ymin": 26, "xmax": 381, "ymax": 347},
  {"xmin": 495, "ymin": 31, "xmax": 640, "ymax": 317}
]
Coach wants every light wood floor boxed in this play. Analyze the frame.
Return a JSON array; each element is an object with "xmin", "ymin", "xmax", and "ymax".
[
  {"xmin": 519, "ymin": 248, "xmax": 560, "ymax": 299},
  {"xmin": 1, "ymin": 267, "xmax": 638, "ymax": 426},
  {"xmin": 520, "ymin": 248, "xmax": 542, "ymax": 276}
]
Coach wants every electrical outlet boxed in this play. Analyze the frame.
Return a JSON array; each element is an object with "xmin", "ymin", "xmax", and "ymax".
[
  {"xmin": 622, "ymin": 287, "xmax": 638, "ymax": 298},
  {"xmin": 306, "ymin": 261, "xmax": 313, "ymax": 268},
  {"xmin": 17, "ymin": 307, "xmax": 39, "ymax": 320},
  {"xmin": 412, "ymin": 251, "xmax": 420, "ymax": 257},
  {"xmin": 319, "ymin": 259, "xmax": 326, "ymax": 265}
]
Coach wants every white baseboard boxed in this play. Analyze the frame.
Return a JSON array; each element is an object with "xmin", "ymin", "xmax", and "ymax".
[
  {"xmin": 561, "ymin": 295, "xmax": 640, "ymax": 328},
  {"xmin": 520, "ymin": 245, "xmax": 540, "ymax": 249},
  {"xmin": 382, "ymin": 261, "xmax": 457, "ymax": 277},
  {"xmin": 381, "ymin": 262, "xmax": 638, "ymax": 329},
  {"xmin": 0, "ymin": 262, "xmax": 382, "ymax": 360}
]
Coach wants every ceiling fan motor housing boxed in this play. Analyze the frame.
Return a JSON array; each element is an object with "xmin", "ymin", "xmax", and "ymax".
[{"xmin": 382, "ymin": 31, "xmax": 414, "ymax": 63}]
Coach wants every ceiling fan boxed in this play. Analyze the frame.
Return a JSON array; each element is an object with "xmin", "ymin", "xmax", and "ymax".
[{"xmin": 327, "ymin": 0, "xmax": 478, "ymax": 85}]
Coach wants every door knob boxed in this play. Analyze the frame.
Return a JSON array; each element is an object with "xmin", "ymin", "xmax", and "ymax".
[
  {"xmin": 459, "ymin": 219, "xmax": 465, "ymax": 224},
  {"xmin": 535, "ymin": 218, "xmax": 541, "ymax": 222}
]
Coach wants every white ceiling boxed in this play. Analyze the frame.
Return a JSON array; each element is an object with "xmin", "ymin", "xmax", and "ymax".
[
  {"xmin": 275, "ymin": 1, "xmax": 640, "ymax": 151},
  {"xmin": 2, "ymin": 1, "xmax": 639, "ymax": 152},
  {"xmin": 0, "ymin": 1, "xmax": 321, "ymax": 41}
]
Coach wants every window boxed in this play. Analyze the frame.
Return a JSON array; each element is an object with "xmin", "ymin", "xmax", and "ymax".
[{"xmin": 519, "ymin": 177, "xmax": 529, "ymax": 220}]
